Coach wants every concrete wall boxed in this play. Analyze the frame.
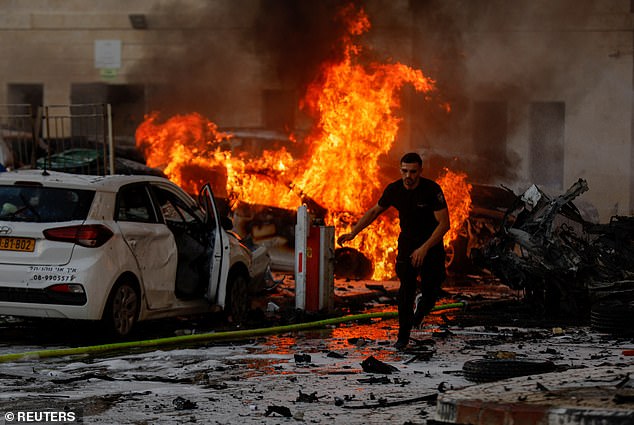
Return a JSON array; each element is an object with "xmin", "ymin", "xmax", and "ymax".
[
  {"xmin": 0, "ymin": 0, "xmax": 264, "ymax": 122},
  {"xmin": 407, "ymin": 0, "xmax": 633, "ymax": 221},
  {"xmin": 471, "ymin": 1, "xmax": 633, "ymax": 221},
  {"xmin": 0, "ymin": 0, "xmax": 632, "ymax": 221}
]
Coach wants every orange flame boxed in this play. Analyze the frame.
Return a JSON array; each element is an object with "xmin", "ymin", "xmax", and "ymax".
[
  {"xmin": 437, "ymin": 168, "xmax": 473, "ymax": 247},
  {"xmin": 135, "ymin": 6, "xmax": 472, "ymax": 280},
  {"xmin": 136, "ymin": 112, "xmax": 301, "ymax": 209}
]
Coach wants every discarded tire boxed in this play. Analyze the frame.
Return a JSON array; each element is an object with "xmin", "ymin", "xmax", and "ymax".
[
  {"xmin": 462, "ymin": 359, "xmax": 556, "ymax": 383},
  {"xmin": 591, "ymin": 298, "xmax": 634, "ymax": 336}
]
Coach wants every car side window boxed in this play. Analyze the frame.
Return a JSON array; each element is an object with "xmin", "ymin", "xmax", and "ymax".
[
  {"xmin": 116, "ymin": 184, "xmax": 157, "ymax": 223},
  {"xmin": 152, "ymin": 186, "xmax": 201, "ymax": 227}
]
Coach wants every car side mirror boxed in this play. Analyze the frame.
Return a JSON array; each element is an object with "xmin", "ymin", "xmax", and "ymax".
[{"xmin": 220, "ymin": 216, "xmax": 233, "ymax": 231}]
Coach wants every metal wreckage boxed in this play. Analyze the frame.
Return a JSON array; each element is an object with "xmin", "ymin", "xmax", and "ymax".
[{"xmin": 473, "ymin": 178, "xmax": 634, "ymax": 329}]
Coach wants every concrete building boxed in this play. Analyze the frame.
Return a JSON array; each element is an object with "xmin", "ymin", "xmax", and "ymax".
[{"xmin": 0, "ymin": 0, "xmax": 632, "ymax": 221}]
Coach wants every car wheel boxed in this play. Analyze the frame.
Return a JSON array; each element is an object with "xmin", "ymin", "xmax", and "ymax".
[
  {"xmin": 445, "ymin": 235, "xmax": 469, "ymax": 273},
  {"xmin": 104, "ymin": 281, "xmax": 139, "ymax": 337},
  {"xmin": 226, "ymin": 272, "xmax": 250, "ymax": 325},
  {"xmin": 334, "ymin": 247, "xmax": 373, "ymax": 280}
]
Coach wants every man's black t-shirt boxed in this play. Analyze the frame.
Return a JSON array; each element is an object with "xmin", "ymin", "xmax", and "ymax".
[{"xmin": 378, "ymin": 177, "xmax": 447, "ymax": 257}]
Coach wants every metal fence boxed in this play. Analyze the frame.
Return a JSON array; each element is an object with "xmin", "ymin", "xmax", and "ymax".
[{"xmin": 0, "ymin": 103, "xmax": 114, "ymax": 175}]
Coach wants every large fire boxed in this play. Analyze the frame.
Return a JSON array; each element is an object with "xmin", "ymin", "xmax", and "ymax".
[{"xmin": 135, "ymin": 6, "xmax": 471, "ymax": 280}]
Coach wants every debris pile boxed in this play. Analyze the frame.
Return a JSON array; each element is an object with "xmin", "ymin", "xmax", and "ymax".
[{"xmin": 474, "ymin": 178, "xmax": 634, "ymax": 318}]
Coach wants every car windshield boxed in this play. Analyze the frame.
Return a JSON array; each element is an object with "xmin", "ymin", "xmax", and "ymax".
[{"xmin": 0, "ymin": 185, "xmax": 95, "ymax": 222}]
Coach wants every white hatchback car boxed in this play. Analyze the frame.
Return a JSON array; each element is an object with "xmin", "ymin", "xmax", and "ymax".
[{"xmin": 0, "ymin": 170, "xmax": 270, "ymax": 336}]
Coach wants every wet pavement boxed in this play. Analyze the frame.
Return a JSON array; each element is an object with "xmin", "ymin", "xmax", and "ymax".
[{"xmin": 0, "ymin": 274, "xmax": 632, "ymax": 424}]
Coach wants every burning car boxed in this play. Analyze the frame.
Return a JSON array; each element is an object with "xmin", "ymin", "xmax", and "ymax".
[{"xmin": 0, "ymin": 170, "xmax": 270, "ymax": 337}]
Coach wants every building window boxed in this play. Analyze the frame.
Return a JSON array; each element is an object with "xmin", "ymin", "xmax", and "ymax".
[
  {"xmin": 4, "ymin": 84, "xmax": 42, "ymax": 168},
  {"xmin": 529, "ymin": 102, "xmax": 564, "ymax": 190},
  {"xmin": 472, "ymin": 101, "xmax": 508, "ymax": 182},
  {"xmin": 7, "ymin": 84, "xmax": 43, "ymax": 115}
]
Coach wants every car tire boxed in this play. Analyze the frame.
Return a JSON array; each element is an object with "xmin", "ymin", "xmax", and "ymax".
[
  {"xmin": 334, "ymin": 247, "xmax": 373, "ymax": 280},
  {"xmin": 226, "ymin": 272, "xmax": 250, "ymax": 325},
  {"xmin": 591, "ymin": 297, "xmax": 634, "ymax": 336},
  {"xmin": 462, "ymin": 358, "xmax": 557, "ymax": 383},
  {"xmin": 103, "ymin": 280, "xmax": 140, "ymax": 338},
  {"xmin": 445, "ymin": 235, "xmax": 469, "ymax": 273}
]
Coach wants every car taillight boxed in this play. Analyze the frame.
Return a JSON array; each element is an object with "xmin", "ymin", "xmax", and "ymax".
[
  {"xmin": 47, "ymin": 283, "xmax": 85, "ymax": 294},
  {"xmin": 43, "ymin": 224, "xmax": 113, "ymax": 248}
]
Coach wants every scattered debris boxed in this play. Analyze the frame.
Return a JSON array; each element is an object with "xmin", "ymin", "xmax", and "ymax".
[
  {"xmin": 266, "ymin": 301, "xmax": 280, "ymax": 312},
  {"xmin": 614, "ymin": 375, "xmax": 634, "ymax": 404},
  {"xmin": 536, "ymin": 382, "xmax": 550, "ymax": 392},
  {"xmin": 409, "ymin": 337, "xmax": 436, "ymax": 346},
  {"xmin": 51, "ymin": 373, "xmax": 116, "ymax": 384},
  {"xmin": 296, "ymin": 390, "xmax": 322, "ymax": 403},
  {"xmin": 402, "ymin": 339, "xmax": 435, "ymax": 362},
  {"xmin": 474, "ymin": 178, "xmax": 634, "ymax": 318},
  {"xmin": 294, "ymin": 353, "xmax": 312, "ymax": 363},
  {"xmin": 357, "ymin": 376, "xmax": 391, "ymax": 384},
  {"xmin": 0, "ymin": 300, "xmax": 631, "ymax": 423},
  {"xmin": 365, "ymin": 283, "xmax": 388, "ymax": 293},
  {"xmin": 342, "ymin": 393, "xmax": 437, "ymax": 409},
  {"xmin": 264, "ymin": 405, "xmax": 292, "ymax": 417},
  {"xmin": 347, "ymin": 337, "xmax": 369, "ymax": 346},
  {"xmin": 172, "ymin": 396, "xmax": 197, "ymax": 410},
  {"xmin": 361, "ymin": 356, "xmax": 399, "ymax": 374}
]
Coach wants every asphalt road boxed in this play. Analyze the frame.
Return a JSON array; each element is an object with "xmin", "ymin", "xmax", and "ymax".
[{"xmin": 0, "ymin": 281, "xmax": 632, "ymax": 424}]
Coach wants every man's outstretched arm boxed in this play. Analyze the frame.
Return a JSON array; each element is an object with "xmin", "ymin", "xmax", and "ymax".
[{"xmin": 337, "ymin": 203, "xmax": 387, "ymax": 246}]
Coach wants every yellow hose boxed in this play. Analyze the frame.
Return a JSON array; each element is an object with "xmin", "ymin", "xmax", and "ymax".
[{"xmin": 0, "ymin": 302, "xmax": 465, "ymax": 363}]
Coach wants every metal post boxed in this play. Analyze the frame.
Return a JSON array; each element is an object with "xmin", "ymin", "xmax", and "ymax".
[
  {"xmin": 319, "ymin": 226, "xmax": 335, "ymax": 311},
  {"xmin": 106, "ymin": 103, "xmax": 114, "ymax": 175},
  {"xmin": 295, "ymin": 205, "xmax": 309, "ymax": 310},
  {"xmin": 43, "ymin": 105, "xmax": 51, "ymax": 170}
]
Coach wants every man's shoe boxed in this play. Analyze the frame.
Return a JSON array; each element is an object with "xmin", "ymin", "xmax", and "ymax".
[{"xmin": 393, "ymin": 338, "xmax": 409, "ymax": 350}]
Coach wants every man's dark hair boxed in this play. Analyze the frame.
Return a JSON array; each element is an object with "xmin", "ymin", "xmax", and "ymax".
[{"xmin": 400, "ymin": 152, "xmax": 422, "ymax": 166}]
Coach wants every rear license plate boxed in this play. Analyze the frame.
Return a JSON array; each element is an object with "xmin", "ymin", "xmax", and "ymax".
[{"xmin": 0, "ymin": 237, "xmax": 35, "ymax": 252}]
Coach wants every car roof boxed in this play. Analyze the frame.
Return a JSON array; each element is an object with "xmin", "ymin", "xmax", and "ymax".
[{"xmin": 0, "ymin": 169, "xmax": 174, "ymax": 192}]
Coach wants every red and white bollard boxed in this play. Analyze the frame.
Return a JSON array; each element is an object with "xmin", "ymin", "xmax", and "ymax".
[{"xmin": 294, "ymin": 205, "xmax": 335, "ymax": 312}]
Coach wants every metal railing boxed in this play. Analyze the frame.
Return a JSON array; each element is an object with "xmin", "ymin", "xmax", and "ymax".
[
  {"xmin": 0, "ymin": 104, "xmax": 37, "ymax": 169},
  {"xmin": 0, "ymin": 103, "xmax": 114, "ymax": 175}
]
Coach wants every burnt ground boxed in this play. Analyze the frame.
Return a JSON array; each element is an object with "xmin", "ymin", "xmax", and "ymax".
[
  {"xmin": 0, "ymin": 274, "xmax": 632, "ymax": 424},
  {"xmin": 0, "ymin": 272, "xmax": 610, "ymax": 352}
]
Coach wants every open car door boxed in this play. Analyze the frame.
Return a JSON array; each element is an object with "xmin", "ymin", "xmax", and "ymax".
[{"xmin": 200, "ymin": 183, "xmax": 230, "ymax": 304}]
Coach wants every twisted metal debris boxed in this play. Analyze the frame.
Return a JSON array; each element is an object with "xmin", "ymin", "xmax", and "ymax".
[{"xmin": 474, "ymin": 178, "xmax": 634, "ymax": 317}]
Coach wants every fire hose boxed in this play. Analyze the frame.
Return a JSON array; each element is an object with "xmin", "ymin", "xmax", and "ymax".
[{"xmin": 0, "ymin": 302, "xmax": 465, "ymax": 363}]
